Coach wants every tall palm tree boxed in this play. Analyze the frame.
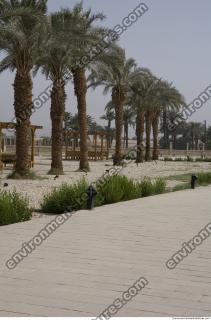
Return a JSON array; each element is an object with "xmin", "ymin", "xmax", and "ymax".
[
  {"xmin": 152, "ymin": 81, "xmax": 185, "ymax": 159},
  {"xmin": 34, "ymin": 11, "xmax": 76, "ymax": 175},
  {"xmin": 129, "ymin": 69, "xmax": 151, "ymax": 162},
  {"xmin": 0, "ymin": 0, "xmax": 47, "ymax": 177},
  {"xmin": 64, "ymin": 3, "xmax": 106, "ymax": 172},
  {"xmin": 88, "ymin": 45, "xmax": 138, "ymax": 165}
]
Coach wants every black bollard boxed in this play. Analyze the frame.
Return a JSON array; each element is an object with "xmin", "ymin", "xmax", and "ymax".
[
  {"xmin": 191, "ymin": 174, "xmax": 198, "ymax": 189},
  {"xmin": 87, "ymin": 185, "xmax": 97, "ymax": 210}
]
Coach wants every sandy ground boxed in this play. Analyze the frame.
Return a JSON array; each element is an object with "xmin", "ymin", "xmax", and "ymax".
[{"xmin": 1, "ymin": 156, "xmax": 211, "ymax": 209}]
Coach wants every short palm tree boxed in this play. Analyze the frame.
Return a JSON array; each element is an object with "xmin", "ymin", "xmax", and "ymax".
[
  {"xmin": 101, "ymin": 105, "xmax": 115, "ymax": 130},
  {"xmin": 88, "ymin": 45, "xmax": 138, "ymax": 165},
  {"xmin": 64, "ymin": 112, "xmax": 99, "ymax": 133},
  {"xmin": 123, "ymin": 106, "xmax": 135, "ymax": 149},
  {"xmin": 0, "ymin": 0, "xmax": 47, "ymax": 177}
]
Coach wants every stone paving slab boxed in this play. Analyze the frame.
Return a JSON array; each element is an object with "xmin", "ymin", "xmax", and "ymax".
[{"xmin": 0, "ymin": 187, "xmax": 211, "ymax": 316}]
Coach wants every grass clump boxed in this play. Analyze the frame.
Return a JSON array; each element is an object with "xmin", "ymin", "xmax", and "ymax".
[
  {"xmin": 139, "ymin": 178, "xmax": 154, "ymax": 197},
  {"xmin": 170, "ymin": 171, "xmax": 211, "ymax": 191},
  {"xmin": 153, "ymin": 177, "xmax": 167, "ymax": 194},
  {"xmin": 139, "ymin": 177, "xmax": 166, "ymax": 197},
  {"xmin": 167, "ymin": 173, "xmax": 191, "ymax": 182},
  {"xmin": 0, "ymin": 190, "xmax": 32, "ymax": 226},
  {"xmin": 41, "ymin": 178, "xmax": 88, "ymax": 214},
  {"xmin": 197, "ymin": 172, "xmax": 211, "ymax": 185},
  {"xmin": 41, "ymin": 175, "xmax": 167, "ymax": 214},
  {"xmin": 172, "ymin": 183, "xmax": 190, "ymax": 192},
  {"xmin": 97, "ymin": 175, "xmax": 140, "ymax": 205}
]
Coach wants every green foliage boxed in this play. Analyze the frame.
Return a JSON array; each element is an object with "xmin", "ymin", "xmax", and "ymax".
[
  {"xmin": 187, "ymin": 156, "xmax": 194, "ymax": 162},
  {"xmin": 0, "ymin": 190, "xmax": 32, "ymax": 226},
  {"xmin": 97, "ymin": 175, "xmax": 140, "ymax": 205},
  {"xmin": 124, "ymin": 154, "xmax": 136, "ymax": 161},
  {"xmin": 195, "ymin": 158, "xmax": 211, "ymax": 162},
  {"xmin": 170, "ymin": 171, "xmax": 211, "ymax": 190},
  {"xmin": 172, "ymin": 183, "xmax": 189, "ymax": 192},
  {"xmin": 41, "ymin": 179, "xmax": 89, "ymax": 214},
  {"xmin": 153, "ymin": 177, "xmax": 167, "ymax": 194},
  {"xmin": 167, "ymin": 173, "xmax": 191, "ymax": 182},
  {"xmin": 139, "ymin": 178, "xmax": 154, "ymax": 197},
  {"xmin": 41, "ymin": 175, "xmax": 167, "ymax": 214},
  {"xmin": 197, "ymin": 172, "xmax": 211, "ymax": 185},
  {"xmin": 138, "ymin": 177, "xmax": 166, "ymax": 197}
]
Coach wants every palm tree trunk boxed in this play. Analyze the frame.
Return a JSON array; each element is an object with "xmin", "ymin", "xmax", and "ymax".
[
  {"xmin": 13, "ymin": 71, "xmax": 32, "ymax": 177},
  {"xmin": 123, "ymin": 124, "xmax": 126, "ymax": 149},
  {"xmin": 112, "ymin": 88, "xmax": 125, "ymax": 165},
  {"xmin": 73, "ymin": 68, "xmax": 90, "ymax": 172},
  {"xmin": 125, "ymin": 123, "xmax": 129, "ymax": 149},
  {"xmin": 49, "ymin": 82, "xmax": 66, "ymax": 175},
  {"xmin": 152, "ymin": 113, "xmax": 159, "ymax": 160},
  {"xmin": 136, "ymin": 109, "xmax": 145, "ymax": 163},
  {"xmin": 145, "ymin": 110, "xmax": 152, "ymax": 161},
  {"xmin": 163, "ymin": 111, "xmax": 169, "ymax": 148},
  {"xmin": 107, "ymin": 120, "xmax": 111, "ymax": 148}
]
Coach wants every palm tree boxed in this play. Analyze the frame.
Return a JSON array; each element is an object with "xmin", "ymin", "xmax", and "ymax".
[
  {"xmin": 129, "ymin": 69, "xmax": 154, "ymax": 162},
  {"xmin": 141, "ymin": 76, "xmax": 162, "ymax": 161},
  {"xmin": 0, "ymin": 0, "xmax": 47, "ymax": 177},
  {"xmin": 101, "ymin": 106, "xmax": 115, "ymax": 130},
  {"xmin": 123, "ymin": 106, "xmax": 135, "ymax": 149},
  {"xmin": 34, "ymin": 11, "xmax": 76, "ymax": 175},
  {"xmin": 88, "ymin": 45, "xmax": 138, "ymax": 165},
  {"xmin": 152, "ymin": 81, "xmax": 185, "ymax": 159},
  {"xmin": 65, "ymin": 3, "xmax": 106, "ymax": 172},
  {"xmin": 64, "ymin": 112, "xmax": 100, "ymax": 133},
  {"xmin": 101, "ymin": 101, "xmax": 115, "ymax": 148}
]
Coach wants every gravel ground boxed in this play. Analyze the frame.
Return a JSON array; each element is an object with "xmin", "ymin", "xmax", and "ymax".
[{"xmin": 0, "ymin": 156, "xmax": 211, "ymax": 210}]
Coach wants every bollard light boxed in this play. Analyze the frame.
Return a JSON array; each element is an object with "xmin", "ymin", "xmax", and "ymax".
[
  {"xmin": 86, "ymin": 185, "xmax": 97, "ymax": 210},
  {"xmin": 191, "ymin": 174, "xmax": 198, "ymax": 189}
]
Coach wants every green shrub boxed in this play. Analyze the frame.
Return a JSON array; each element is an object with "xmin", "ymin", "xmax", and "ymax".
[
  {"xmin": 174, "ymin": 157, "xmax": 185, "ymax": 162},
  {"xmin": 0, "ymin": 190, "xmax": 32, "ymax": 226},
  {"xmin": 187, "ymin": 156, "xmax": 194, "ymax": 162},
  {"xmin": 164, "ymin": 157, "xmax": 173, "ymax": 161},
  {"xmin": 41, "ymin": 178, "xmax": 88, "ymax": 214},
  {"xmin": 97, "ymin": 175, "xmax": 140, "ymax": 205},
  {"xmin": 138, "ymin": 177, "xmax": 166, "ymax": 197},
  {"xmin": 41, "ymin": 175, "xmax": 167, "ymax": 214},
  {"xmin": 124, "ymin": 154, "xmax": 136, "ymax": 161},
  {"xmin": 172, "ymin": 183, "xmax": 189, "ymax": 192},
  {"xmin": 197, "ymin": 172, "xmax": 211, "ymax": 185},
  {"xmin": 139, "ymin": 178, "xmax": 154, "ymax": 197},
  {"xmin": 194, "ymin": 158, "xmax": 211, "ymax": 162},
  {"xmin": 153, "ymin": 177, "xmax": 167, "ymax": 194}
]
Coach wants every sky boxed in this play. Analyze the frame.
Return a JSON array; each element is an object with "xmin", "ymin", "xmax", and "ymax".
[{"xmin": 0, "ymin": 0, "xmax": 211, "ymax": 136}]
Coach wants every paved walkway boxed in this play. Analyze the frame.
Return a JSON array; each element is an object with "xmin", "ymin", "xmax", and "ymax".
[{"xmin": 0, "ymin": 187, "xmax": 211, "ymax": 316}]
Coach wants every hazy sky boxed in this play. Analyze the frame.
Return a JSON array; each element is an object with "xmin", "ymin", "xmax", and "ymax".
[{"xmin": 1, "ymin": 0, "xmax": 211, "ymax": 136}]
